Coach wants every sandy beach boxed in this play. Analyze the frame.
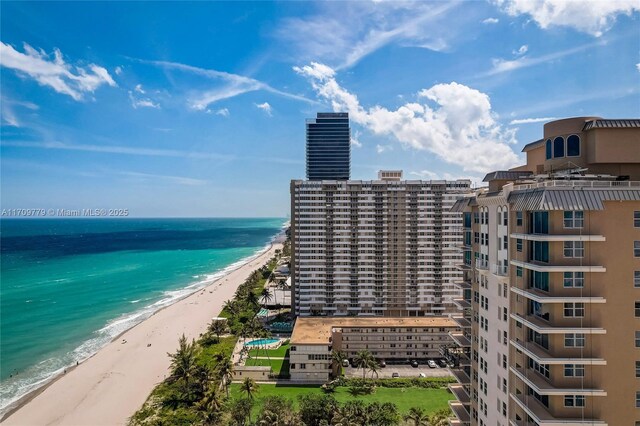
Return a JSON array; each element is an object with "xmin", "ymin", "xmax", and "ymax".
[{"xmin": 2, "ymin": 242, "xmax": 283, "ymax": 426}]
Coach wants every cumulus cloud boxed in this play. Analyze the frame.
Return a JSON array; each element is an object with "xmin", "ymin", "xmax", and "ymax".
[
  {"xmin": 128, "ymin": 91, "xmax": 160, "ymax": 109},
  {"xmin": 483, "ymin": 17, "xmax": 500, "ymax": 24},
  {"xmin": 254, "ymin": 102, "xmax": 272, "ymax": 116},
  {"xmin": 410, "ymin": 169, "xmax": 481, "ymax": 184},
  {"xmin": 494, "ymin": 0, "xmax": 640, "ymax": 37},
  {"xmin": 351, "ymin": 130, "xmax": 363, "ymax": 148},
  {"xmin": 0, "ymin": 42, "xmax": 116, "ymax": 100},
  {"xmin": 509, "ymin": 117, "xmax": 557, "ymax": 125},
  {"xmin": 294, "ymin": 62, "xmax": 521, "ymax": 174},
  {"xmin": 637, "ymin": 63, "xmax": 640, "ymax": 72},
  {"xmin": 376, "ymin": 144, "xmax": 393, "ymax": 154}
]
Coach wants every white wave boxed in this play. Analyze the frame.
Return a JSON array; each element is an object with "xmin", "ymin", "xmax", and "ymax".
[
  {"xmin": 0, "ymin": 240, "xmax": 275, "ymax": 417},
  {"xmin": 129, "ymin": 299, "xmax": 141, "ymax": 304}
]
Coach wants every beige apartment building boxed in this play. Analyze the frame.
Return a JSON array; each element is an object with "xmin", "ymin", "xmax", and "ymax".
[
  {"xmin": 289, "ymin": 316, "xmax": 458, "ymax": 382},
  {"xmin": 290, "ymin": 171, "xmax": 471, "ymax": 317},
  {"xmin": 447, "ymin": 117, "xmax": 640, "ymax": 426}
]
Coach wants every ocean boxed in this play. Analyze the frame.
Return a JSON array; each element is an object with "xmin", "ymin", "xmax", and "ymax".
[{"xmin": 0, "ymin": 218, "xmax": 286, "ymax": 413}]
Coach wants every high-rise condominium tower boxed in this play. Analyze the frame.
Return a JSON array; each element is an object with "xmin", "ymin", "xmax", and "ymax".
[
  {"xmin": 446, "ymin": 117, "xmax": 640, "ymax": 426},
  {"xmin": 306, "ymin": 112, "xmax": 350, "ymax": 180},
  {"xmin": 290, "ymin": 173, "xmax": 471, "ymax": 317}
]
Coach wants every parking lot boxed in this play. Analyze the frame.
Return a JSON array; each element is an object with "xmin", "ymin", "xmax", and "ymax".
[{"xmin": 343, "ymin": 364, "xmax": 452, "ymax": 379}]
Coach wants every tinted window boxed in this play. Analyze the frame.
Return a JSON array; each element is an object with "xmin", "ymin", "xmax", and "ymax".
[
  {"xmin": 545, "ymin": 139, "xmax": 552, "ymax": 159},
  {"xmin": 567, "ymin": 134, "xmax": 580, "ymax": 156},
  {"xmin": 553, "ymin": 136, "xmax": 565, "ymax": 158}
]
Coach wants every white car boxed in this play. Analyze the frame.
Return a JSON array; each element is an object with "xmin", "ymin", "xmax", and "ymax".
[{"xmin": 427, "ymin": 360, "xmax": 438, "ymax": 368}]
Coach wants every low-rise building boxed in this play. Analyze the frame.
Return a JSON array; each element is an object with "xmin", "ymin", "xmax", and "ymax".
[{"xmin": 290, "ymin": 316, "xmax": 458, "ymax": 381}]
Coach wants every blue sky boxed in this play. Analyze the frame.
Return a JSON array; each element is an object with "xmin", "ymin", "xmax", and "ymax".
[{"xmin": 1, "ymin": 1, "xmax": 639, "ymax": 217}]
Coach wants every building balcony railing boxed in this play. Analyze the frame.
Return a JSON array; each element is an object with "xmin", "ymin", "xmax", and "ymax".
[
  {"xmin": 513, "ymin": 179, "xmax": 640, "ymax": 190},
  {"xmin": 451, "ymin": 316, "xmax": 471, "ymax": 329},
  {"xmin": 449, "ymin": 332, "xmax": 471, "ymax": 348},
  {"xmin": 448, "ymin": 401, "xmax": 471, "ymax": 425},
  {"xmin": 475, "ymin": 259, "xmax": 488, "ymax": 270},
  {"xmin": 510, "ymin": 232, "xmax": 606, "ymax": 242},
  {"xmin": 452, "ymin": 298, "xmax": 472, "ymax": 309},
  {"xmin": 491, "ymin": 263, "xmax": 509, "ymax": 277},
  {"xmin": 510, "ymin": 392, "xmax": 608, "ymax": 425},
  {"xmin": 510, "ymin": 313, "xmax": 606, "ymax": 335},
  {"xmin": 510, "ymin": 287, "xmax": 606, "ymax": 304},
  {"xmin": 449, "ymin": 368, "xmax": 471, "ymax": 385},
  {"xmin": 510, "ymin": 339, "xmax": 606, "ymax": 365},
  {"xmin": 510, "ymin": 366, "xmax": 607, "ymax": 396},
  {"xmin": 448, "ymin": 384, "xmax": 471, "ymax": 404},
  {"xmin": 510, "ymin": 259, "xmax": 606, "ymax": 273},
  {"xmin": 452, "ymin": 280, "xmax": 472, "ymax": 291}
]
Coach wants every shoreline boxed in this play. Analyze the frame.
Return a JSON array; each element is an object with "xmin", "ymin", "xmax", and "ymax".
[{"xmin": 2, "ymin": 240, "xmax": 283, "ymax": 425}]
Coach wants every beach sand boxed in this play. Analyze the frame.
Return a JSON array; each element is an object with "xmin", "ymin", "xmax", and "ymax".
[{"xmin": 2, "ymin": 242, "xmax": 283, "ymax": 426}]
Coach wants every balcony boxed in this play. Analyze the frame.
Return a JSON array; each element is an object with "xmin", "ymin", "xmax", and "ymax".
[
  {"xmin": 475, "ymin": 258, "xmax": 488, "ymax": 270},
  {"xmin": 510, "ymin": 339, "xmax": 606, "ymax": 365},
  {"xmin": 510, "ymin": 260, "xmax": 606, "ymax": 273},
  {"xmin": 510, "ymin": 366, "xmax": 607, "ymax": 396},
  {"xmin": 452, "ymin": 298, "xmax": 472, "ymax": 309},
  {"xmin": 511, "ymin": 287, "xmax": 606, "ymax": 304},
  {"xmin": 448, "ymin": 401, "xmax": 471, "ymax": 425},
  {"xmin": 491, "ymin": 263, "xmax": 509, "ymax": 277},
  {"xmin": 510, "ymin": 232, "xmax": 606, "ymax": 242},
  {"xmin": 510, "ymin": 313, "xmax": 606, "ymax": 335},
  {"xmin": 448, "ymin": 384, "xmax": 470, "ymax": 404},
  {"xmin": 451, "ymin": 316, "xmax": 471, "ymax": 329},
  {"xmin": 452, "ymin": 280, "xmax": 472, "ymax": 290},
  {"xmin": 449, "ymin": 368, "xmax": 471, "ymax": 385},
  {"xmin": 449, "ymin": 332, "xmax": 471, "ymax": 348},
  {"xmin": 510, "ymin": 392, "xmax": 607, "ymax": 425}
]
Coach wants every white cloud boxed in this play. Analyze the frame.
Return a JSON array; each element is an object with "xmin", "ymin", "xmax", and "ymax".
[
  {"xmin": 134, "ymin": 84, "xmax": 145, "ymax": 94},
  {"xmin": 115, "ymin": 66, "xmax": 123, "ymax": 75},
  {"xmin": 351, "ymin": 130, "xmax": 363, "ymax": 148},
  {"xmin": 276, "ymin": 2, "xmax": 458, "ymax": 70},
  {"xmin": 513, "ymin": 45, "xmax": 528, "ymax": 55},
  {"xmin": 410, "ymin": 169, "xmax": 481, "ymax": 184},
  {"xmin": 509, "ymin": 117, "xmax": 557, "ymax": 125},
  {"xmin": 494, "ymin": 0, "xmax": 640, "ymax": 37},
  {"xmin": 1, "ymin": 98, "xmax": 39, "ymax": 127},
  {"xmin": 128, "ymin": 91, "xmax": 160, "ymax": 109},
  {"xmin": 118, "ymin": 171, "xmax": 207, "ymax": 186},
  {"xmin": 255, "ymin": 102, "xmax": 272, "ymax": 116},
  {"xmin": 295, "ymin": 62, "xmax": 521, "ymax": 174},
  {"xmin": 0, "ymin": 42, "xmax": 116, "ymax": 100},
  {"xmin": 375, "ymin": 144, "xmax": 393, "ymax": 154},
  {"xmin": 137, "ymin": 59, "xmax": 315, "ymax": 110},
  {"xmin": 209, "ymin": 108, "xmax": 230, "ymax": 117},
  {"xmin": 636, "ymin": 63, "xmax": 640, "ymax": 72},
  {"xmin": 482, "ymin": 17, "xmax": 500, "ymax": 24}
]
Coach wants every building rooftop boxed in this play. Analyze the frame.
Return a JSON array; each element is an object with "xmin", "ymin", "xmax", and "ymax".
[
  {"xmin": 583, "ymin": 119, "xmax": 640, "ymax": 130},
  {"xmin": 483, "ymin": 170, "xmax": 534, "ymax": 182},
  {"xmin": 291, "ymin": 316, "xmax": 458, "ymax": 345}
]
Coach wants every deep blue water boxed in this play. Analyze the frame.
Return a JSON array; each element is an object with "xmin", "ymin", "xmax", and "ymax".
[{"xmin": 0, "ymin": 218, "xmax": 285, "ymax": 412}]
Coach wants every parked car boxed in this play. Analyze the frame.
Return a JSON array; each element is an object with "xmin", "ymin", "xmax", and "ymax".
[
  {"xmin": 342, "ymin": 359, "xmax": 350, "ymax": 367},
  {"xmin": 410, "ymin": 360, "xmax": 419, "ymax": 368},
  {"xmin": 438, "ymin": 359, "xmax": 448, "ymax": 368},
  {"xmin": 418, "ymin": 372, "xmax": 426, "ymax": 378},
  {"xmin": 428, "ymin": 360, "xmax": 438, "ymax": 368},
  {"xmin": 392, "ymin": 372, "xmax": 400, "ymax": 378}
]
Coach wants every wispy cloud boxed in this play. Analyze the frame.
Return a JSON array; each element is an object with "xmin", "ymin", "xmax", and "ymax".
[
  {"xmin": 134, "ymin": 84, "xmax": 145, "ymax": 94},
  {"xmin": 254, "ymin": 102, "xmax": 272, "ymax": 116},
  {"xmin": 410, "ymin": 169, "xmax": 482, "ymax": 184},
  {"xmin": 208, "ymin": 108, "xmax": 230, "ymax": 117},
  {"xmin": 494, "ymin": 0, "xmax": 640, "ymax": 37},
  {"xmin": 117, "ymin": 170, "xmax": 207, "ymax": 186},
  {"xmin": 351, "ymin": 130, "xmax": 363, "ymax": 148},
  {"xmin": 0, "ymin": 42, "xmax": 116, "ymax": 100},
  {"xmin": 134, "ymin": 58, "xmax": 316, "ymax": 110},
  {"xmin": 375, "ymin": 144, "xmax": 393, "ymax": 154},
  {"xmin": 128, "ymin": 91, "xmax": 160, "ymax": 109},
  {"xmin": 513, "ymin": 45, "xmax": 528, "ymax": 56},
  {"xmin": 276, "ymin": 2, "xmax": 459, "ymax": 70},
  {"xmin": 295, "ymin": 62, "xmax": 521, "ymax": 174},
  {"xmin": 1, "ymin": 98, "xmax": 39, "ymax": 127},
  {"xmin": 509, "ymin": 117, "xmax": 557, "ymax": 125},
  {"xmin": 482, "ymin": 17, "xmax": 499, "ymax": 24}
]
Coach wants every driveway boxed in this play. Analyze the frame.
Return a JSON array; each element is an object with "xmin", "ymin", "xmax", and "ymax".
[{"xmin": 343, "ymin": 365, "xmax": 452, "ymax": 379}]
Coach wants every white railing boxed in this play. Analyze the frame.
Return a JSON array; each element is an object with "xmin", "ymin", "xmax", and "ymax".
[
  {"xmin": 475, "ymin": 259, "xmax": 488, "ymax": 270},
  {"xmin": 492, "ymin": 263, "xmax": 509, "ymax": 276},
  {"xmin": 513, "ymin": 180, "xmax": 640, "ymax": 190}
]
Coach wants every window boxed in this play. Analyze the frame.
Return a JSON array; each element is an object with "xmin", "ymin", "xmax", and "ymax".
[
  {"xmin": 564, "ymin": 272, "xmax": 584, "ymax": 288},
  {"xmin": 531, "ymin": 211, "xmax": 549, "ymax": 234},
  {"xmin": 637, "ymin": 331, "xmax": 640, "ymax": 348},
  {"xmin": 564, "ymin": 395, "xmax": 585, "ymax": 407},
  {"xmin": 564, "ymin": 303, "xmax": 585, "ymax": 317},
  {"xmin": 545, "ymin": 139, "xmax": 552, "ymax": 159},
  {"xmin": 516, "ymin": 211, "xmax": 523, "ymax": 226},
  {"xmin": 529, "ymin": 357, "xmax": 549, "ymax": 378},
  {"xmin": 567, "ymin": 135, "xmax": 580, "ymax": 157},
  {"xmin": 564, "ymin": 364, "xmax": 585, "ymax": 377},
  {"xmin": 635, "ymin": 211, "xmax": 640, "ymax": 227},
  {"xmin": 532, "ymin": 271, "xmax": 549, "ymax": 292},
  {"xmin": 637, "ymin": 391, "xmax": 640, "ymax": 408},
  {"xmin": 516, "ymin": 266, "xmax": 523, "ymax": 277},
  {"xmin": 564, "ymin": 241, "xmax": 584, "ymax": 258},
  {"xmin": 503, "ymin": 212, "xmax": 508, "ymax": 226},
  {"xmin": 636, "ymin": 271, "xmax": 640, "ymax": 288},
  {"xmin": 635, "ymin": 241, "xmax": 640, "ymax": 258},
  {"xmin": 636, "ymin": 302, "xmax": 640, "ymax": 317},
  {"xmin": 636, "ymin": 361, "xmax": 640, "ymax": 378},
  {"xmin": 532, "ymin": 241, "xmax": 550, "ymax": 262},
  {"xmin": 516, "ymin": 239, "xmax": 523, "ymax": 252},
  {"xmin": 565, "ymin": 333, "xmax": 585, "ymax": 348},
  {"xmin": 563, "ymin": 211, "xmax": 584, "ymax": 228},
  {"xmin": 553, "ymin": 136, "xmax": 565, "ymax": 157},
  {"xmin": 503, "ymin": 235, "xmax": 508, "ymax": 250}
]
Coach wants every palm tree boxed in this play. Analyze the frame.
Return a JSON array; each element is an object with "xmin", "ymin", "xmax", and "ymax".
[
  {"xmin": 223, "ymin": 299, "xmax": 239, "ymax": 317},
  {"xmin": 403, "ymin": 407, "xmax": 429, "ymax": 426},
  {"xmin": 352, "ymin": 350, "xmax": 375, "ymax": 380},
  {"xmin": 167, "ymin": 334, "xmax": 197, "ymax": 388},
  {"xmin": 241, "ymin": 377, "xmax": 259, "ymax": 400},
  {"xmin": 208, "ymin": 319, "xmax": 228, "ymax": 339},
  {"xmin": 331, "ymin": 350, "xmax": 347, "ymax": 377},
  {"xmin": 196, "ymin": 384, "xmax": 223, "ymax": 425},
  {"xmin": 217, "ymin": 356, "xmax": 234, "ymax": 398},
  {"xmin": 427, "ymin": 409, "xmax": 450, "ymax": 426},
  {"xmin": 368, "ymin": 359, "xmax": 379, "ymax": 379},
  {"xmin": 246, "ymin": 290, "xmax": 260, "ymax": 307},
  {"xmin": 260, "ymin": 287, "xmax": 273, "ymax": 307}
]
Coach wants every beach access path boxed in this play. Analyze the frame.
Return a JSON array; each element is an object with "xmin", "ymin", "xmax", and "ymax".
[{"xmin": 2, "ymin": 242, "xmax": 283, "ymax": 426}]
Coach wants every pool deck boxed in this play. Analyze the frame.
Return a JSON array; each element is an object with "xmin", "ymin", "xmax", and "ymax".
[{"xmin": 232, "ymin": 337, "xmax": 284, "ymax": 366}]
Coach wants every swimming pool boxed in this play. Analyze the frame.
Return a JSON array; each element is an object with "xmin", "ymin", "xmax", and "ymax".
[{"xmin": 245, "ymin": 338, "xmax": 280, "ymax": 346}]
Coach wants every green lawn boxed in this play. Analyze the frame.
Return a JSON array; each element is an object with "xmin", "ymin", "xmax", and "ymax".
[
  {"xmin": 244, "ymin": 357, "xmax": 290, "ymax": 375},
  {"xmin": 248, "ymin": 343, "xmax": 290, "ymax": 358},
  {"xmin": 229, "ymin": 384, "xmax": 451, "ymax": 417}
]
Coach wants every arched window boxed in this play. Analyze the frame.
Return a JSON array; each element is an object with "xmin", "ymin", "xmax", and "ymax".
[
  {"xmin": 553, "ymin": 136, "xmax": 565, "ymax": 158},
  {"xmin": 567, "ymin": 135, "xmax": 580, "ymax": 157},
  {"xmin": 545, "ymin": 139, "xmax": 552, "ymax": 159}
]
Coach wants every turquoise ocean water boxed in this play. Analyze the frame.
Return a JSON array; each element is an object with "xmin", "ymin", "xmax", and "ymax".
[{"xmin": 0, "ymin": 218, "xmax": 286, "ymax": 413}]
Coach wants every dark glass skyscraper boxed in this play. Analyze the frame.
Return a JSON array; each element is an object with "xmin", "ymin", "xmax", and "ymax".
[{"xmin": 306, "ymin": 112, "xmax": 350, "ymax": 180}]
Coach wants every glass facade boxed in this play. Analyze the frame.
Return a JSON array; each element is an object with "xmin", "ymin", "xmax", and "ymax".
[{"xmin": 306, "ymin": 112, "xmax": 351, "ymax": 180}]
